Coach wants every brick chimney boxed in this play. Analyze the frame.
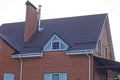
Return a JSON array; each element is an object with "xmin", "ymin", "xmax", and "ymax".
[{"xmin": 24, "ymin": 1, "xmax": 38, "ymax": 42}]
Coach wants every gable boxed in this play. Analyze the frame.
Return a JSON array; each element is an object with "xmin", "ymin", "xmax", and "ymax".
[
  {"xmin": 43, "ymin": 34, "xmax": 69, "ymax": 51},
  {"xmin": 94, "ymin": 17, "xmax": 115, "ymax": 60}
]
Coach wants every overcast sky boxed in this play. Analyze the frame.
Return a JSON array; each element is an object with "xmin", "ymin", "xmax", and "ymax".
[{"xmin": 0, "ymin": 0, "xmax": 120, "ymax": 61}]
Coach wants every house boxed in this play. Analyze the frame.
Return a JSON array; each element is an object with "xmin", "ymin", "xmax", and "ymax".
[{"xmin": 0, "ymin": 1, "xmax": 120, "ymax": 80}]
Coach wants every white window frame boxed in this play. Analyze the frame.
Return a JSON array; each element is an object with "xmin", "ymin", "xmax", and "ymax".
[
  {"xmin": 51, "ymin": 41, "xmax": 61, "ymax": 50},
  {"xmin": 3, "ymin": 73, "xmax": 14, "ymax": 80},
  {"xmin": 44, "ymin": 73, "xmax": 67, "ymax": 80}
]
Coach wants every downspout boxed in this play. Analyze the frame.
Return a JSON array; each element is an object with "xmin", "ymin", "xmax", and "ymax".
[
  {"xmin": 86, "ymin": 54, "xmax": 91, "ymax": 80},
  {"xmin": 19, "ymin": 55, "xmax": 23, "ymax": 80}
]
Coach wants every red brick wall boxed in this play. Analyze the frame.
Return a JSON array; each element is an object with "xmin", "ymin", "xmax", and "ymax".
[
  {"xmin": 93, "ymin": 21, "xmax": 114, "ymax": 80},
  {"xmin": 22, "ymin": 51, "xmax": 93, "ymax": 80},
  {"xmin": 93, "ymin": 22, "xmax": 112, "ymax": 60},
  {"xmin": 0, "ymin": 39, "xmax": 2, "ymax": 55},
  {"xmin": 0, "ymin": 39, "xmax": 20, "ymax": 80}
]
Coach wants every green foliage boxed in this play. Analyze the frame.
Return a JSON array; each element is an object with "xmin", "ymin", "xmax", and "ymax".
[{"xmin": 114, "ymin": 72, "xmax": 120, "ymax": 80}]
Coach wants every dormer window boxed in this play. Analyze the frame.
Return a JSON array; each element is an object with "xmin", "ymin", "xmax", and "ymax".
[
  {"xmin": 43, "ymin": 34, "xmax": 69, "ymax": 51},
  {"xmin": 52, "ymin": 42, "xmax": 60, "ymax": 49}
]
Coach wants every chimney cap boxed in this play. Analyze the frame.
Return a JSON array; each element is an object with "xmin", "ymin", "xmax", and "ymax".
[
  {"xmin": 38, "ymin": 5, "xmax": 42, "ymax": 7},
  {"xmin": 25, "ymin": 0, "xmax": 37, "ymax": 9}
]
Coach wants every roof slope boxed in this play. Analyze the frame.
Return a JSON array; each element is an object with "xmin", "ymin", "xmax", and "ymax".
[
  {"xmin": 0, "ymin": 22, "xmax": 24, "ymax": 50},
  {"xmin": 0, "ymin": 33, "xmax": 20, "ymax": 51},
  {"xmin": 0, "ymin": 14, "xmax": 107, "ymax": 54},
  {"xmin": 21, "ymin": 14, "xmax": 107, "ymax": 53}
]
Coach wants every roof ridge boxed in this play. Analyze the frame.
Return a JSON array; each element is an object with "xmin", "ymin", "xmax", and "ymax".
[
  {"xmin": 42, "ymin": 13, "xmax": 107, "ymax": 21},
  {"xmin": 1, "ymin": 22, "xmax": 25, "ymax": 26}
]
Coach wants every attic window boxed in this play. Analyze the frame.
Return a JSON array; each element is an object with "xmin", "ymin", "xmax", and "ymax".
[
  {"xmin": 52, "ymin": 42, "xmax": 60, "ymax": 49},
  {"xmin": 43, "ymin": 34, "xmax": 69, "ymax": 51},
  {"xmin": 96, "ymin": 40, "xmax": 101, "ymax": 54}
]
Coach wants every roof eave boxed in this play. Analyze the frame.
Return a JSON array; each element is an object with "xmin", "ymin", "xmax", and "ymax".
[
  {"xmin": 11, "ymin": 52, "xmax": 43, "ymax": 58},
  {"xmin": 66, "ymin": 49, "xmax": 93, "ymax": 55}
]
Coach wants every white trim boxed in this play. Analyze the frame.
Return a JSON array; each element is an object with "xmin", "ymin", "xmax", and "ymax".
[
  {"xmin": 44, "ymin": 49, "xmax": 68, "ymax": 52},
  {"xmin": 66, "ymin": 49, "xmax": 93, "ymax": 55},
  {"xmin": 51, "ymin": 41, "xmax": 60, "ymax": 50},
  {"xmin": 11, "ymin": 52, "xmax": 42, "ymax": 58},
  {"xmin": 4, "ymin": 73, "xmax": 15, "ymax": 80},
  {"xmin": 44, "ymin": 73, "xmax": 67, "ymax": 80},
  {"xmin": 43, "ymin": 34, "xmax": 69, "ymax": 51}
]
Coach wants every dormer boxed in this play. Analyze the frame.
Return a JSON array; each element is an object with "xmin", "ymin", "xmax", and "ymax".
[{"xmin": 43, "ymin": 34, "xmax": 69, "ymax": 51}]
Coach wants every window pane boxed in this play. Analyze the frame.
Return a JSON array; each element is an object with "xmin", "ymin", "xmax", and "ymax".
[
  {"xmin": 45, "ymin": 43, "xmax": 51, "ymax": 50},
  {"xmin": 105, "ymin": 48, "xmax": 107, "ymax": 58},
  {"xmin": 52, "ymin": 74, "xmax": 59, "ymax": 80},
  {"xmin": 59, "ymin": 73, "xmax": 67, "ymax": 80},
  {"xmin": 52, "ymin": 42, "xmax": 59, "ymax": 49},
  {"xmin": 61, "ymin": 42, "xmax": 66, "ymax": 49},
  {"xmin": 4, "ymin": 73, "xmax": 14, "ymax": 80},
  {"xmin": 44, "ymin": 73, "xmax": 67, "ymax": 80},
  {"xmin": 98, "ymin": 40, "xmax": 101, "ymax": 54},
  {"xmin": 44, "ymin": 74, "xmax": 52, "ymax": 80}
]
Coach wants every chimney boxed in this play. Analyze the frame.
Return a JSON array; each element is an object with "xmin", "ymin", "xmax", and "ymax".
[
  {"xmin": 38, "ymin": 5, "xmax": 43, "ymax": 31},
  {"xmin": 24, "ymin": 1, "xmax": 38, "ymax": 42}
]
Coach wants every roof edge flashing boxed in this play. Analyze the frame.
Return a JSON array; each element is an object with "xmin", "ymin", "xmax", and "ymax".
[
  {"xmin": 66, "ymin": 49, "xmax": 93, "ymax": 55},
  {"xmin": 11, "ymin": 52, "xmax": 43, "ymax": 58},
  {"xmin": 25, "ymin": 1, "xmax": 37, "ymax": 9}
]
